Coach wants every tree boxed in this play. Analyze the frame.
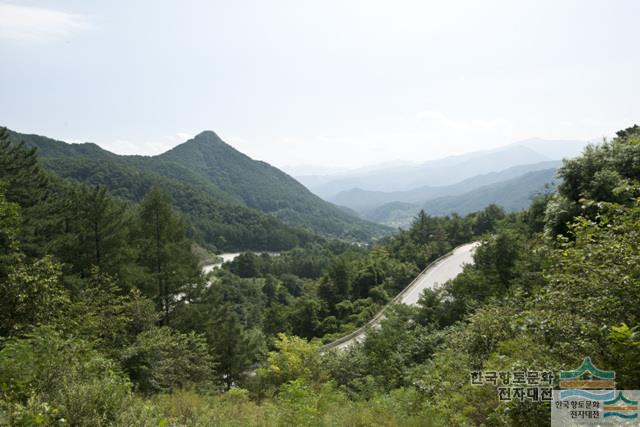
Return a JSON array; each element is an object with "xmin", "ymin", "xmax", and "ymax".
[
  {"xmin": 135, "ymin": 186, "xmax": 200, "ymax": 323},
  {"xmin": 0, "ymin": 326, "xmax": 132, "ymax": 425},
  {"xmin": 64, "ymin": 270, "xmax": 158, "ymax": 358},
  {"xmin": 121, "ymin": 326, "xmax": 216, "ymax": 394},
  {"xmin": 410, "ymin": 210, "xmax": 436, "ymax": 244},
  {"xmin": 0, "ymin": 128, "xmax": 48, "ymax": 209},
  {"xmin": 0, "ymin": 129, "xmax": 49, "ymax": 258},
  {"xmin": 231, "ymin": 252, "xmax": 262, "ymax": 277},
  {"xmin": 73, "ymin": 186, "xmax": 129, "ymax": 275},
  {"xmin": 289, "ymin": 296, "xmax": 325, "ymax": 339},
  {"xmin": 473, "ymin": 204, "xmax": 505, "ymax": 235},
  {"xmin": 545, "ymin": 125, "xmax": 640, "ymax": 236},
  {"xmin": 257, "ymin": 333, "xmax": 324, "ymax": 390},
  {"xmin": 50, "ymin": 185, "xmax": 131, "ymax": 279},
  {"xmin": 319, "ymin": 258, "xmax": 352, "ymax": 309},
  {"xmin": 0, "ymin": 256, "xmax": 70, "ymax": 338},
  {"xmin": 207, "ymin": 302, "xmax": 265, "ymax": 390},
  {"xmin": 0, "ymin": 183, "xmax": 20, "ymax": 279}
]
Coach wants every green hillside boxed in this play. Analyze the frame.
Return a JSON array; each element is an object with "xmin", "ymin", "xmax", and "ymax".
[
  {"xmin": 421, "ymin": 168, "xmax": 558, "ymax": 216},
  {"xmin": 7, "ymin": 129, "xmax": 388, "ymax": 250},
  {"xmin": 158, "ymin": 131, "xmax": 388, "ymax": 239}
]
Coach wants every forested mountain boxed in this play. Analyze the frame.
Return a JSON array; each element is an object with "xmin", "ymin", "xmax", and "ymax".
[
  {"xmin": 158, "ymin": 131, "xmax": 385, "ymax": 236},
  {"xmin": 369, "ymin": 168, "xmax": 558, "ymax": 227},
  {"xmin": 330, "ymin": 160, "xmax": 561, "ymax": 216},
  {"xmin": 6, "ymin": 129, "xmax": 388, "ymax": 250}
]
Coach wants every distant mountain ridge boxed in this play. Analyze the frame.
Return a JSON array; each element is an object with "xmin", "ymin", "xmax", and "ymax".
[
  {"xmin": 368, "ymin": 168, "xmax": 559, "ymax": 227},
  {"xmin": 297, "ymin": 145, "xmax": 552, "ymax": 198},
  {"xmin": 7, "ymin": 129, "xmax": 389, "ymax": 251},
  {"xmin": 329, "ymin": 160, "xmax": 562, "ymax": 215},
  {"xmin": 296, "ymin": 138, "xmax": 588, "ymax": 199},
  {"xmin": 294, "ymin": 137, "xmax": 589, "ymax": 228}
]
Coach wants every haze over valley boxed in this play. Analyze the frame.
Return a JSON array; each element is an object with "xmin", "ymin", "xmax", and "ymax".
[{"xmin": 290, "ymin": 137, "xmax": 590, "ymax": 227}]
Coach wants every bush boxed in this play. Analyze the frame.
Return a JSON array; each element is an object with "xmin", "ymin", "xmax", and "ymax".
[{"xmin": 0, "ymin": 326, "xmax": 132, "ymax": 426}]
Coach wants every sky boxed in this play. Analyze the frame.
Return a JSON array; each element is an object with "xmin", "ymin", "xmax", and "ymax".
[{"xmin": 1, "ymin": 1, "xmax": 639, "ymax": 169}]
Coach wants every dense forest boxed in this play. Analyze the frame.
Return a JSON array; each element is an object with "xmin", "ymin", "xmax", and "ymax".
[
  {"xmin": 0, "ymin": 125, "xmax": 639, "ymax": 426},
  {"xmin": 5, "ymin": 129, "xmax": 389, "ymax": 252}
]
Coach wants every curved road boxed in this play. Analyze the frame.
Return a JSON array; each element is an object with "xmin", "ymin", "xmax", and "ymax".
[
  {"xmin": 328, "ymin": 242, "xmax": 479, "ymax": 351},
  {"xmin": 400, "ymin": 242, "xmax": 478, "ymax": 306}
]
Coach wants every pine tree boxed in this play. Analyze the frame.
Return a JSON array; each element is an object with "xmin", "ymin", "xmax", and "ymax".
[
  {"xmin": 208, "ymin": 303, "xmax": 255, "ymax": 390},
  {"xmin": 75, "ymin": 186, "xmax": 129, "ymax": 275},
  {"xmin": 410, "ymin": 210, "xmax": 435, "ymax": 244},
  {"xmin": 136, "ymin": 186, "xmax": 200, "ymax": 323},
  {"xmin": 0, "ymin": 184, "xmax": 20, "ymax": 280},
  {"xmin": 0, "ymin": 128, "xmax": 48, "ymax": 208},
  {"xmin": 51, "ymin": 185, "xmax": 130, "ymax": 278},
  {"xmin": 0, "ymin": 128, "xmax": 50, "ymax": 257}
]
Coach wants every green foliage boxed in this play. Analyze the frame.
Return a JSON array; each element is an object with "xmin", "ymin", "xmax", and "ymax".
[
  {"xmin": 257, "ymin": 334, "xmax": 324, "ymax": 392},
  {"xmin": 122, "ymin": 326, "xmax": 216, "ymax": 394},
  {"xmin": 0, "ymin": 183, "xmax": 20, "ymax": 278},
  {"xmin": 208, "ymin": 303, "xmax": 266, "ymax": 390},
  {"xmin": 0, "ymin": 327, "xmax": 132, "ymax": 426},
  {"xmin": 0, "ymin": 128, "xmax": 48, "ymax": 209},
  {"xmin": 63, "ymin": 272, "xmax": 158, "ymax": 358},
  {"xmin": 608, "ymin": 323, "xmax": 640, "ymax": 388},
  {"xmin": 546, "ymin": 125, "xmax": 640, "ymax": 236},
  {"xmin": 0, "ymin": 257, "xmax": 69, "ymax": 338},
  {"xmin": 326, "ymin": 305, "xmax": 445, "ymax": 394},
  {"xmin": 135, "ymin": 186, "xmax": 201, "ymax": 323},
  {"xmin": 49, "ymin": 185, "xmax": 131, "ymax": 279}
]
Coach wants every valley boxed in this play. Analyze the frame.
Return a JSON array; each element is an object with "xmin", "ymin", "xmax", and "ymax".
[{"xmin": 294, "ymin": 139, "xmax": 588, "ymax": 228}]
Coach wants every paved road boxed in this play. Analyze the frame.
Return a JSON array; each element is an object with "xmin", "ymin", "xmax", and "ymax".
[
  {"xmin": 400, "ymin": 242, "xmax": 478, "ymax": 305},
  {"xmin": 329, "ymin": 242, "xmax": 479, "ymax": 351}
]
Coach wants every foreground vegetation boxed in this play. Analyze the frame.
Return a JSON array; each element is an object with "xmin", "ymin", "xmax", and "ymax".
[{"xmin": 1, "ymin": 126, "xmax": 639, "ymax": 425}]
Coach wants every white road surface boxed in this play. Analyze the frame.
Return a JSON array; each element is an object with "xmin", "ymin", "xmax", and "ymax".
[
  {"xmin": 328, "ymin": 242, "xmax": 479, "ymax": 351},
  {"xmin": 400, "ymin": 242, "xmax": 478, "ymax": 305}
]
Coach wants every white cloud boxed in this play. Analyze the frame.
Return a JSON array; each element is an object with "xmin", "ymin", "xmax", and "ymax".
[
  {"xmin": 175, "ymin": 132, "xmax": 194, "ymax": 140},
  {"xmin": 0, "ymin": 3, "xmax": 92, "ymax": 43}
]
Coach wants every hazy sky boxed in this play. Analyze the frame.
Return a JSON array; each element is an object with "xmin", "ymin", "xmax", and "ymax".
[{"xmin": 1, "ymin": 1, "xmax": 639, "ymax": 168}]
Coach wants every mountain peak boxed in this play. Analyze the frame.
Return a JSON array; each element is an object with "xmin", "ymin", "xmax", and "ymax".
[{"xmin": 193, "ymin": 130, "xmax": 223, "ymax": 142}]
